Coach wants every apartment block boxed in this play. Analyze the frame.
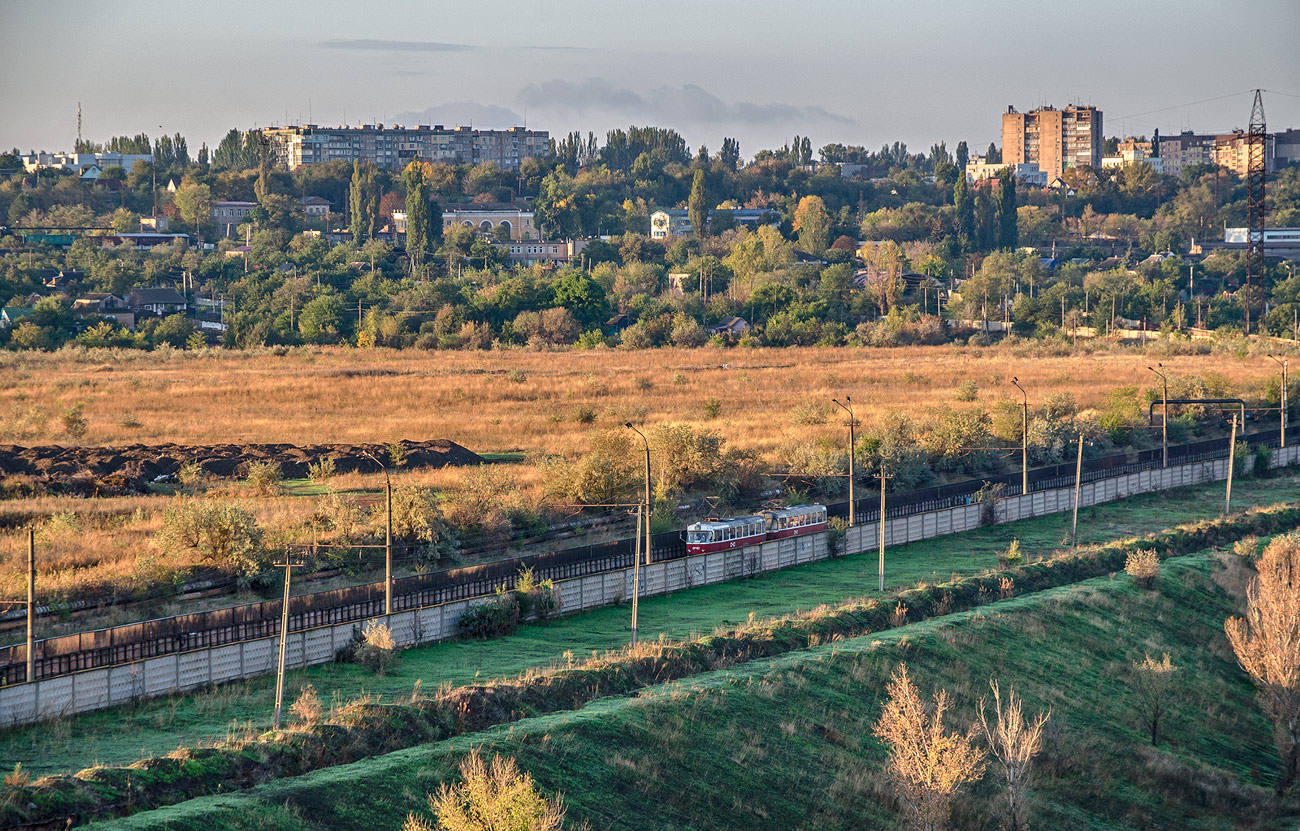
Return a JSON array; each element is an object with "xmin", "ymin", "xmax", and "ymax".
[
  {"xmin": 1001, "ymin": 104, "xmax": 1103, "ymax": 180},
  {"xmin": 261, "ymin": 124, "xmax": 548, "ymax": 172}
]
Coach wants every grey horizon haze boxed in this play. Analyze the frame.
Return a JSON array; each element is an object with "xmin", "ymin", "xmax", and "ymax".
[{"xmin": 2, "ymin": 0, "xmax": 1298, "ymax": 159}]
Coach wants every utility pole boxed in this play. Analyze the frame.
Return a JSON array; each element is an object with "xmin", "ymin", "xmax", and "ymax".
[
  {"xmin": 832, "ymin": 397, "xmax": 855, "ymax": 526},
  {"xmin": 630, "ymin": 505, "xmax": 641, "ymax": 648},
  {"xmin": 26, "ymin": 527, "xmax": 35, "ymax": 684},
  {"xmin": 1011, "ymin": 377, "xmax": 1029, "ymax": 495},
  {"xmin": 362, "ymin": 451, "xmax": 393, "ymax": 615},
  {"xmin": 272, "ymin": 552, "xmax": 303, "ymax": 730},
  {"xmin": 626, "ymin": 422, "xmax": 653, "ymax": 644},
  {"xmin": 878, "ymin": 468, "xmax": 892, "ymax": 593},
  {"xmin": 1225, "ymin": 414, "xmax": 1238, "ymax": 516},
  {"xmin": 1268, "ymin": 355, "xmax": 1288, "ymax": 449},
  {"xmin": 1148, "ymin": 364, "xmax": 1168, "ymax": 467},
  {"xmin": 1071, "ymin": 434, "xmax": 1084, "ymax": 548}
]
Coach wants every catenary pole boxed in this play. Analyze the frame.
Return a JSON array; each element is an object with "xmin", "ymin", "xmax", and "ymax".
[
  {"xmin": 1225, "ymin": 414, "xmax": 1238, "ymax": 515},
  {"xmin": 26, "ymin": 527, "xmax": 35, "ymax": 684},
  {"xmin": 1071, "ymin": 434, "xmax": 1084, "ymax": 548}
]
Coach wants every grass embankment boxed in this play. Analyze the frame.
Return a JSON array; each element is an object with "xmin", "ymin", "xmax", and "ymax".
[
  {"xmin": 6, "ymin": 501, "xmax": 1299, "ymax": 829},
  {"xmin": 4, "ymin": 473, "xmax": 1297, "ymax": 778},
  {"xmin": 83, "ymin": 545, "xmax": 1289, "ymax": 830}
]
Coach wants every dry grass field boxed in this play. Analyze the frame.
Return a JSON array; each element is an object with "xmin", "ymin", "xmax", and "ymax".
[
  {"xmin": 0, "ymin": 341, "xmax": 1284, "ymax": 458},
  {"xmin": 0, "ymin": 340, "xmax": 1289, "ymax": 615}
]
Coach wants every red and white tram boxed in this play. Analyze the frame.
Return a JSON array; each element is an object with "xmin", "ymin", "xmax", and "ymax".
[
  {"xmin": 685, "ymin": 504, "xmax": 828, "ymax": 554},
  {"xmin": 763, "ymin": 504, "xmax": 828, "ymax": 540},
  {"xmin": 685, "ymin": 515, "xmax": 768, "ymax": 554}
]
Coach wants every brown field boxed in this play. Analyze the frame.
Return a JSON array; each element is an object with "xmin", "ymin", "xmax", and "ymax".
[
  {"xmin": 0, "ymin": 341, "xmax": 1285, "ymax": 457},
  {"xmin": 0, "ymin": 340, "xmax": 1290, "ymax": 616}
]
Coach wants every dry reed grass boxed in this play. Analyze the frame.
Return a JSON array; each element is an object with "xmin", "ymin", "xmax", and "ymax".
[{"xmin": 0, "ymin": 344, "xmax": 1278, "ymax": 458}]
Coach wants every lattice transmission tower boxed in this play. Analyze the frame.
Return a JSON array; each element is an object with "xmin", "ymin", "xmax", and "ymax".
[{"xmin": 1245, "ymin": 89, "xmax": 1267, "ymax": 333}]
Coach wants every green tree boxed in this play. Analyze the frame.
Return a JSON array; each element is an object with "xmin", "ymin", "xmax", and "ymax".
[
  {"xmin": 996, "ymin": 169, "xmax": 1018, "ymax": 249},
  {"xmin": 110, "ymin": 207, "xmax": 139, "ymax": 233},
  {"xmin": 956, "ymin": 140, "xmax": 969, "ymax": 171},
  {"xmin": 173, "ymin": 183, "xmax": 213, "ymax": 235},
  {"xmin": 954, "ymin": 175, "xmax": 975, "ymax": 251},
  {"xmin": 550, "ymin": 269, "xmax": 610, "ymax": 329},
  {"xmin": 349, "ymin": 161, "xmax": 380, "ymax": 244},
  {"xmin": 299, "ymin": 293, "xmax": 347, "ymax": 343},
  {"xmin": 688, "ymin": 169, "xmax": 708, "ymax": 239},
  {"xmin": 403, "ymin": 161, "xmax": 432, "ymax": 271},
  {"xmin": 792, "ymin": 195, "xmax": 831, "ymax": 256}
]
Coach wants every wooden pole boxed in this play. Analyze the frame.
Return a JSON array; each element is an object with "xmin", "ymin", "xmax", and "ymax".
[
  {"xmin": 1225, "ymin": 414, "xmax": 1238, "ymax": 516},
  {"xmin": 1071, "ymin": 434, "xmax": 1084, "ymax": 548},
  {"xmin": 26, "ymin": 527, "xmax": 35, "ymax": 684}
]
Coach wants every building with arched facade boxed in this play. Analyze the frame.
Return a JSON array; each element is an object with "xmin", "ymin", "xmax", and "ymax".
[{"xmin": 441, "ymin": 202, "xmax": 536, "ymax": 241}]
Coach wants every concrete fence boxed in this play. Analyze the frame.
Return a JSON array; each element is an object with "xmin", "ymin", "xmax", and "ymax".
[{"xmin": 2, "ymin": 444, "xmax": 1296, "ymax": 726}]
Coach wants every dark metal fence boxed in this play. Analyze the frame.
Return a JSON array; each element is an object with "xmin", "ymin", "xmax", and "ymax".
[{"xmin": 0, "ymin": 429, "xmax": 1270, "ymax": 685}]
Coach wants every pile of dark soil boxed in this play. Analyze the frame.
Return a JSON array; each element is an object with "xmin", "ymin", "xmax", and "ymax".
[{"xmin": 0, "ymin": 440, "xmax": 482, "ymax": 496}]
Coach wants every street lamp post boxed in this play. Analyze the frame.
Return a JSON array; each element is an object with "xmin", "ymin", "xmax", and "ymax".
[
  {"xmin": 362, "ymin": 451, "xmax": 393, "ymax": 616},
  {"xmin": 625, "ymin": 423, "xmax": 652, "ymax": 648},
  {"xmin": 272, "ymin": 550, "xmax": 304, "ymax": 731},
  {"xmin": 1011, "ymin": 377, "xmax": 1029, "ymax": 495},
  {"xmin": 832, "ymin": 397, "xmax": 855, "ymax": 526},
  {"xmin": 878, "ymin": 468, "xmax": 888, "ymax": 592},
  {"xmin": 1148, "ymin": 364, "xmax": 1168, "ymax": 468},
  {"xmin": 1268, "ymin": 355, "xmax": 1289, "ymax": 449}
]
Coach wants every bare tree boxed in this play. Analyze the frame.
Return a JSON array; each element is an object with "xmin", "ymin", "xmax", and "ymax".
[
  {"xmin": 405, "ymin": 752, "xmax": 567, "ymax": 831},
  {"xmin": 1131, "ymin": 652, "xmax": 1178, "ymax": 746},
  {"xmin": 979, "ymin": 680, "xmax": 1050, "ymax": 831},
  {"xmin": 872, "ymin": 663, "xmax": 987, "ymax": 831},
  {"xmin": 1226, "ymin": 534, "xmax": 1300, "ymax": 792}
]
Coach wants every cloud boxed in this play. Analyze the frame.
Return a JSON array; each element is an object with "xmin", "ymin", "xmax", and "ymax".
[
  {"xmin": 393, "ymin": 102, "xmax": 526, "ymax": 128},
  {"xmin": 320, "ymin": 39, "xmax": 474, "ymax": 53},
  {"xmin": 516, "ymin": 78, "xmax": 856, "ymax": 127},
  {"xmin": 319, "ymin": 39, "xmax": 591, "ymax": 54}
]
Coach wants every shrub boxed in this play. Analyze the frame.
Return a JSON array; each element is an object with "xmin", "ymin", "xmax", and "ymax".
[
  {"xmin": 701, "ymin": 397, "xmax": 722, "ymax": 419},
  {"xmin": 999, "ymin": 538, "xmax": 1023, "ymax": 569},
  {"xmin": 117, "ymin": 412, "xmax": 142, "ymax": 429},
  {"xmin": 827, "ymin": 516, "xmax": 850, "ymax": 557},
  {"xmin": 59, "ymin": 403, "xmax": 88, "ymax": 440},
  {"xmin": 1125, "ymin": 549, "xmax": 1160, "ymax": 590},
  {"xmin": 5, "ymin": 763, "xmax": 30, "ymax": 787},
  {"xmin": 244, "ymin": 460, "xmax": 283, "ymax": 496},
  {"xmin": 459, "ymin": 588, "xmax": 521, "ymax": 639},
  {"xmin": 157, "ymin": 498, "xmax": 264, "ymax": 576},
  {"xmin": 355, "ymin": 619, "xmax": 399, "ymax": 675},
  {"xmin": 953, "ymin": 380, "xmax": 979, "ymax": 402},
  {"xmin": 789, "ymin": 402, "xmax": 830, "ymax": 426},
  {"xmin": 290, "ymin": 683, "xmax": 323, "ymax": 725},
  {"xmin": 572, "ymin": 405, "xmax": 596, "ymax": 424},
  {"xmin": 1233, "ymin": 535, "xmax": 1261, "ymax": 559},
  {"xmin": 387, "ymin": 441, "xmax": 409, "ymax": 467},
  {"xmin": 307, "ymin": 457, "xmax": 336, "ymax": 481},
  {"xmin": 890, "ymin": 601, "xmax": 908, "ymax": 627},
  {"xmin": 872, "ymin": 664, "xmax": 987, "ymax": 831},
  {"xmin": 506, "ymin": 369, "xmax": 527, "ymax": 383},
  {"xmin": 408, "ymin": 752, "xmax": 566, "ymax": 831},
  {"xmin": 178, "ymin": 461, "xmax": 206, "ymax": 489}
]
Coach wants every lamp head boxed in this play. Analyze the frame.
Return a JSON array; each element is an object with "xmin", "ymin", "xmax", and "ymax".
[{"xmin": 624, "ymin": 421, "xmax": 633, "ymax": 429}]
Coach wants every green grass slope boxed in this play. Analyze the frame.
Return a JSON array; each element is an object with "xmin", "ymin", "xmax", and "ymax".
[
  {"xmin": 87, "ymin": 549, "xmax": 1289, "ymax": 831},
  {"xmin": 7, "ymin": 472, "xmax": 1297, "ymax": 780}
]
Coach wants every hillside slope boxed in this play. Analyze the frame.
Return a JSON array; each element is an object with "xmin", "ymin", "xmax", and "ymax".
[{"xmin": 87, "ymin": 549, "xmax": 1290, "ymax": 831}]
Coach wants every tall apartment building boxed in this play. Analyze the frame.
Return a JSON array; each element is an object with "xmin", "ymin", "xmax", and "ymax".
[
  {"xmin": 1156, "ymin": 132, "xmax": 1214, "ymax": 178},
  {"xmin": 1001, "ymin": 104, "xmax": 1103, "ymax": 180},
  {"xmin": 261, "ymin": 124, "xmax": 549, "ymax": 172}
]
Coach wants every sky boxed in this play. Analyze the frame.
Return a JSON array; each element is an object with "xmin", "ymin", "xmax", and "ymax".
[{"xmin": 3, "ymin": 0, "xmax": 1299, "ymax": 161}]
